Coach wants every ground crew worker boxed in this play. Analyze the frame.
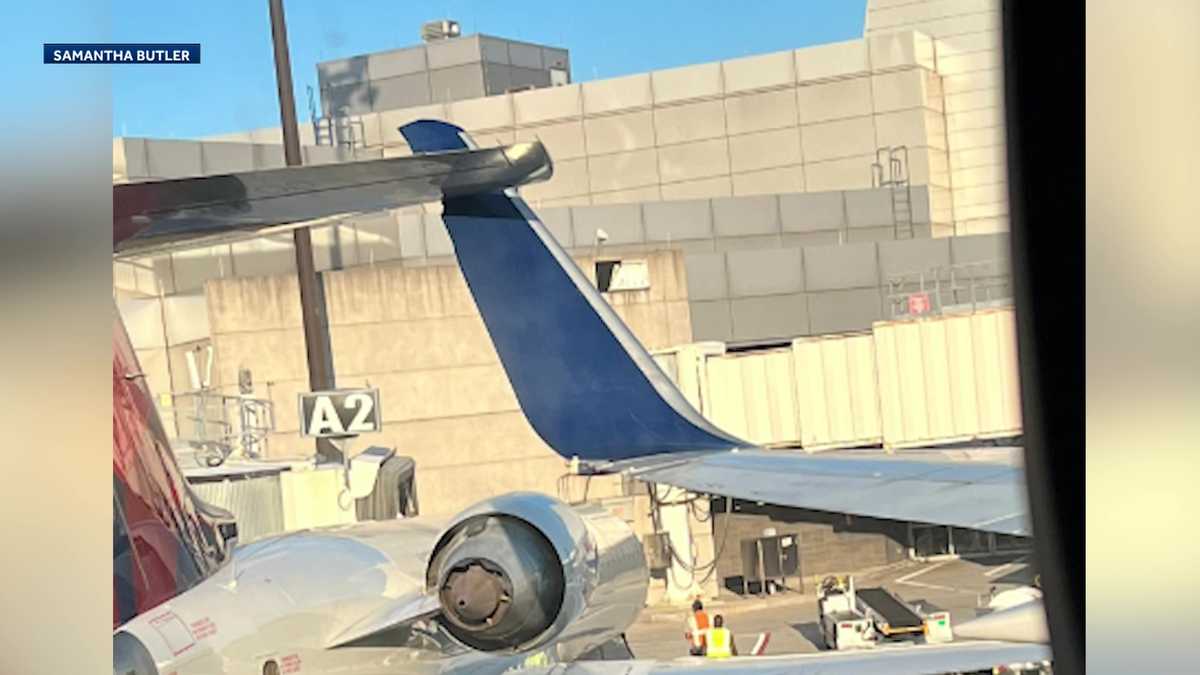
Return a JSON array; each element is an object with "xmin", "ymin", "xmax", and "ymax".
[
  {"xmin": 684, "ymin": 599, "xmax": 709, "ymax": 656},
  {"xmin": 704, "ymin": 614, "xmax": 737, "ymax": 659}
]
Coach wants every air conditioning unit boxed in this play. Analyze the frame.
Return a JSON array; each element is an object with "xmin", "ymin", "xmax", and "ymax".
[{"xmin": 421, "ymin": 19, "xmax": 460, "ymax": 42}]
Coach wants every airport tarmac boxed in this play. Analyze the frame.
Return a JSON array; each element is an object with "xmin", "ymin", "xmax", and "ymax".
[{"xmin": 624, "ymin": 554, "xmax": 1036, "ymax": 660}]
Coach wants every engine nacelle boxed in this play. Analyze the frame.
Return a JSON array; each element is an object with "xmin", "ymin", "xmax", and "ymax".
[{"xmin": 426, "ymin": 492, "xmax": 647, "ymax": 659}]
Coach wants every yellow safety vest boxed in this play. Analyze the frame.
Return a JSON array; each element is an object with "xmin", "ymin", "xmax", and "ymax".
[{"xmin": 706, "ymin": 627, "xmax": 732, "ymax": 659}]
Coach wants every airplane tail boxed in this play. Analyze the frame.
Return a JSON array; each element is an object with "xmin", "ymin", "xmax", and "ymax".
[{"xmin": 399, "ymin": 120, "xmax": 744, "ymax": 462}]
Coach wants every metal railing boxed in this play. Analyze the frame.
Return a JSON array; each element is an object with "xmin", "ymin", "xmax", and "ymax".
[
  {"xmin": 885, "ymin": 260, "xmax": 1011, "ymax": 319},
  {"xmin": 160, "ymin": 388, "xmax": 276, "ymax": 467}
]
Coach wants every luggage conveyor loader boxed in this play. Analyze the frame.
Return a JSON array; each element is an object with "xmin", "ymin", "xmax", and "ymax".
[{"xmin": 817, "ymin": 575, "xmax": 954, "ymax": 650}]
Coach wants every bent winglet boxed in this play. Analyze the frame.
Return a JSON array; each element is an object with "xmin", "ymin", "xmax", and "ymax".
[{"xmin": 400, "ymin": 120, "xmax": 745, "ymax": 461}]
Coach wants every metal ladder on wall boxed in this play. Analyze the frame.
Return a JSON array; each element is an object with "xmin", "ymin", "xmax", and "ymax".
[
  {"xmin": 308, "ymin": 86, "xmax": 366, "ymax": 150},
  {"xmin": 872, "ymin": 146, "xmax": 915, "ymax": 240}
]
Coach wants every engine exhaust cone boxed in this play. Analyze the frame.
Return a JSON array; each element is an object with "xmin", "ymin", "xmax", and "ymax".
[{"xmin": 429, "ymin": 515, "xmax": 564, "ymax": 651}]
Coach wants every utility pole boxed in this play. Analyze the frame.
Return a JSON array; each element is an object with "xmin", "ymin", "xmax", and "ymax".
[{"xmin": 267, "ymin": 0, "xmax": 342, "ymax": 463}]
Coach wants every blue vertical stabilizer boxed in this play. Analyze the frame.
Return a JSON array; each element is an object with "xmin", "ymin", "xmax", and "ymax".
[{"xmin": 399, "ymin": 120, "xmax": 744, "ymax": 461}]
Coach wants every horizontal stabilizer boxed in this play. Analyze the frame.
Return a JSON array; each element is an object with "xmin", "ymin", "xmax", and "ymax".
[
  {"xmin": 114, "ymin": 141, "xmax": 550, "ymax": 256},
  {"xmin": 401, "ymin": 120, "xmax": 745, "ymax": 461},
  {"xmin": 630, "ymin": 448, "xmax": 1030, "ymax": 535}
]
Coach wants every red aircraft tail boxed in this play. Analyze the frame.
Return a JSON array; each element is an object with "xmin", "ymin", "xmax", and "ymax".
[{"xmin": 112, "ymin": 308, "xmax": 235, "ymax": 627}]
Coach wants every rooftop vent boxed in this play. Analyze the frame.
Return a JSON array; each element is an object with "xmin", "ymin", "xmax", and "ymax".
[{"xmin": 421, "ymin": 19, "xmax": 461, "ymax": 42}]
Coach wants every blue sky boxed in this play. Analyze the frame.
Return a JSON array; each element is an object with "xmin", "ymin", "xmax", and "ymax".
[{"xmin": 112, "ymin": 0, "xmax": 864, "ymax": 139}]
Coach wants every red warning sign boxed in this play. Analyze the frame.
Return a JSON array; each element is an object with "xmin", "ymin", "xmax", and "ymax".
[{"xmin": 908, "ymin": 292, "xmax": 931, "ymax": 315}]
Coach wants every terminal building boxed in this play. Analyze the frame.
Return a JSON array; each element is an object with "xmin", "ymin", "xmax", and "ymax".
[{"xmin": 114, "ymin": 0, "xmax": 1026, "ymax": 602}]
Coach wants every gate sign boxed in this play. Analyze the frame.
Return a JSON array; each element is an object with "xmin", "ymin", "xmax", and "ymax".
[
  {"xmin": 907, "ymin": 292, "xmax": 932, "ymax": 316},
  {"xmin": 299, "ymin": 388, "xmax": 381, "ymax": 438}
]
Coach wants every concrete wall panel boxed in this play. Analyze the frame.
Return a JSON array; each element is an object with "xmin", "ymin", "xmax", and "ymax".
[
  {"xmin": 947, "ymin": 125, "xmax": 1004, "ymax": 151},
  {"xmin": 780, "ymin": 191, "xmax": 845, "ymax": 232},
  {"xmin": 684, "ymin": 253, "xmax": 728, "ymax": 302},
  {"xmin": 507, "ymin": 42, "xmax": 543, "ymax": 69},
  {"xmin": 318, "ymin": 56, "xmax": 369, "ymax": 86},
  {"xmin": 201, "ymin": 142, "xmax": 254, "ymax": 174},
  {"xmin": 366, "ymin": 47, "xmax": 427, "ymax": 79},
  {"xmin": 804, "ymin": 155, "xmax": 875, "ymax": 191},
  {"xmin": 877, "ymin": 237, "xmax": 952, "ymax": 278},
  {"xmin": 583, "ymin": 110, "xmax": 655, "ymax": 154},
  {"xmin": 512, "ymin": 84, "xmax": 582, "ymax": 124},
  {"xmin": 712, "ymin": 195, "xmax": 779, "ymax": 237},
  {"xmin": 524, "ymin": 156, "xmax": 589, "ymax": 201},
  {"xmin": 804, "ymin": 242, "xmax": 878, "ymax": 291},
  {"xmin": 807, "ymin": 288, "xmax": 883, "ymax": 335},
  {"xmin": 572, "ymin": 203, "xmax": 644, "ymax": 246},
  {"xmin": 429, "ymin": 64, "xmax": 486, "ymax": 102},
  {"xmin": 425, "ymin": 35, "xmax": 482, "ymax": 69},
  {"xmin": 651, "ymin": 62, "xmax": 723, "ymax": 103},
  {"xmin": 721, "ymin": 51, "xmax": 795, "ymax": 93},
  {"xmin": 590, "ymin": 186, "xmax": 661, "ymax": 205},
  {"xmin": 447, "ymin": 94, "xmax": 513, "ymax": 130},
  {"xmin": 874, "ymin": 108, "xmax": 932, "ymax": 150},
  {"xmin": 800, "ymin": 116, "xmax": 876, "ymax": 162},
  {"xmin": 657, "ymin": 138, "xmax": 729, "ymax": 183},
  {"xmin": 514, "ymin": 120, "xmax": 586, "ymax": 159},
  {"xmin": 797, "ymin": 77, "xmax": 873, "ymax": 124},
  {"xmin": 653, "ymin": 100, "xmax": 726, "ymax": 145},
  {"xmin": 870, "ymin": 69, "xmax": 928, "ymax": 113},
  {"xmin": 643, "ymin": 199, "xmax": 713, "ymax": 242},
  {"xmin": 844, "ymin": 188, "xmax": 895, "ymax": 228},
  {"xmin": 730, "ymin": 294, "xmax": 809, "ymax": 341},
  {"xmin": 727, "ymin": 248, "xmax": 804, "ymax": 296},
  {"xmin": 582, "ymin": 73, "xmax": 653, "ymax": 114},
  {"xmin": 731, "ymin": 165, "xmax": 805, "ymax": 197},
  {"xmin": 794, "ymin": 39, "xmax": 870, "ymax": 82},
  {"xmin": 352, "ymin": 212, "xmax": 402, "ymax": 265},
  {"xmin": 728, "ymin": 127, "xmax": 802, "ymax": 173},
  {"xmin": 587, "ymin": 148, "xmax": 659, "ymax": 192},
  {"xmin": 146, "ymin": 139, "xmax": 203, "ymax": 179},
  {"xmin": 725, "ymin": 89, "xmax": 798, "ymax": 135},
  {"xmin": 689, "ymin": 300, "xmax": 733, "ymax": 342},
  {"xmin": 661, "ymin": 177, "xmax": 731, "ymax": 201}
]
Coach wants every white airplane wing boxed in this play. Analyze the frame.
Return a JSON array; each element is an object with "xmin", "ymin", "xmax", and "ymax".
[
  {"xmin": 401, "ymin": 120, "xmax": 1030, "ymax": 537},
  {"xmin": 537, "ymin": 641, "xmax": 1051, "ymax": 674}
]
